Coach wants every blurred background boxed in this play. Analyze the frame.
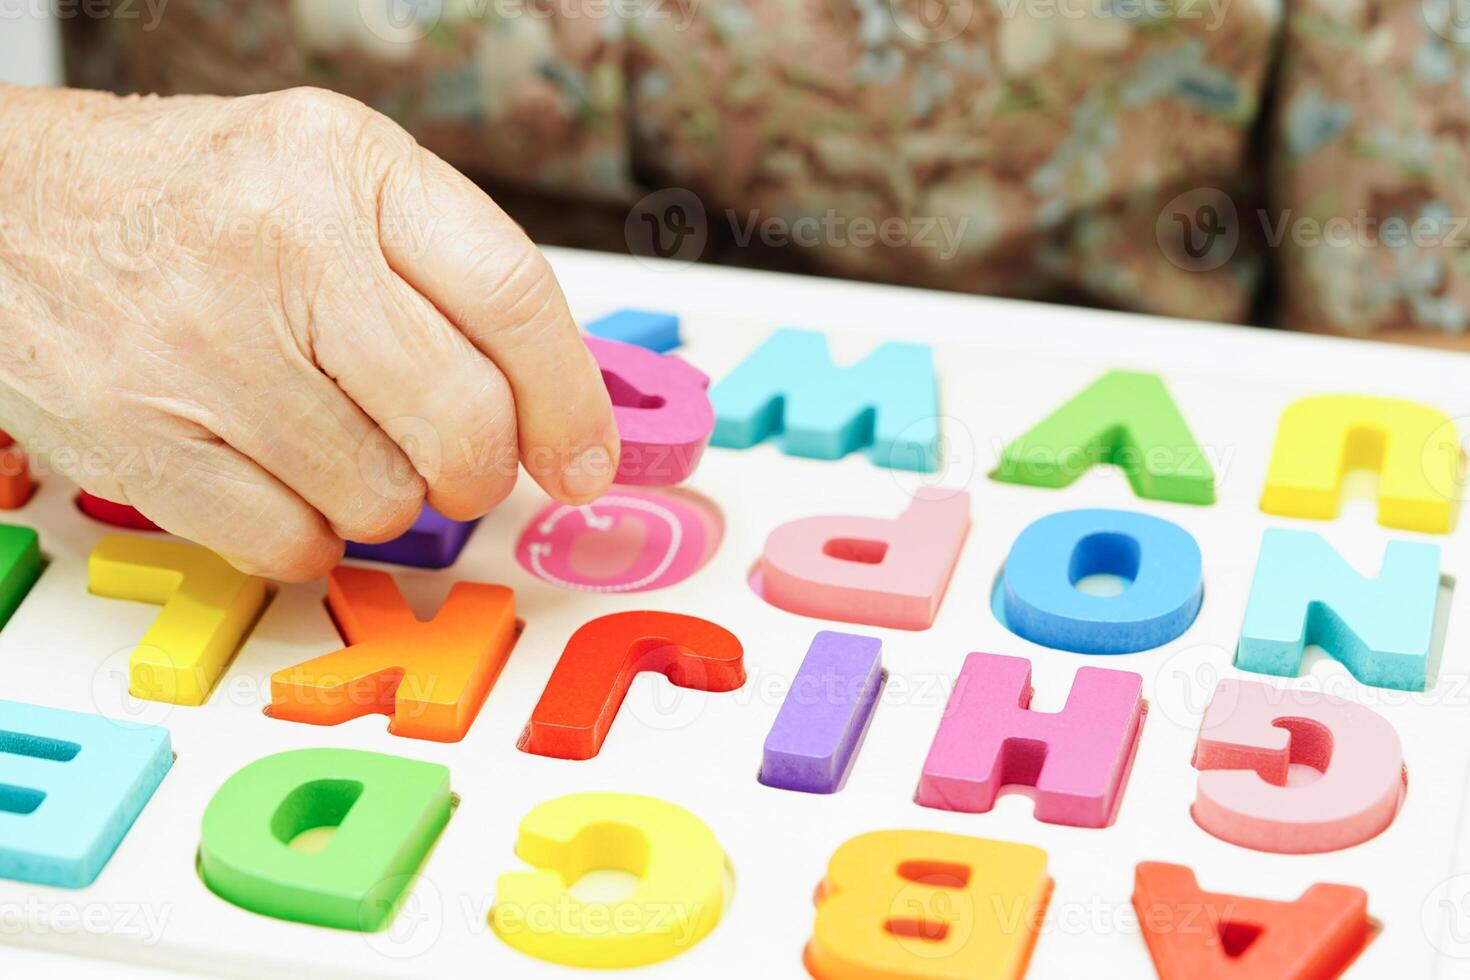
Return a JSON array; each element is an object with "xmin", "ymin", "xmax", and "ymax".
[
  {"xmin": 3, "ymin": 8, "xmax": 60, "ymax": 86},
  {"xmin": 5, "ymin": 0, "xmax": 1470, "ymax": 348}
]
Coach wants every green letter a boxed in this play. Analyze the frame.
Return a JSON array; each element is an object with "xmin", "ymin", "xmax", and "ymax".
[{"xmin": 992, "ymin": 370, "xmax": 1214, "ymax": 504}]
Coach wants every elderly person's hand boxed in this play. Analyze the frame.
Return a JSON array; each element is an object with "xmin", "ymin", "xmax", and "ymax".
[{"xmin": 0, "ymin": 85, "xmax": 618, "ymax": 580}]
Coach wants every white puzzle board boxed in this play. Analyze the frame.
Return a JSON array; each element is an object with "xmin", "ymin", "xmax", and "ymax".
[{"xmin": 0, "ymin": 247, "xmax": 1467, "ymax": 978}]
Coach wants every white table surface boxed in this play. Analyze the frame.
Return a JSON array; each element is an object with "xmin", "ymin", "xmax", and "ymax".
[{"xmin": 0, "ymin": 246, "xmax": 1464, "ymax": 980}]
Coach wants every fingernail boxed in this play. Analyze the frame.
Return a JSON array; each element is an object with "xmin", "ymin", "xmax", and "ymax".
[{"xmin": 562, "ymin": 444, "xmax": 617, "ymax": 500}]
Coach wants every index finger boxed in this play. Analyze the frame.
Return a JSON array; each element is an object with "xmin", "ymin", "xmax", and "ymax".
[{"xmin": 378, "ymin": 147, "xmax": 618, "ymax": 504}]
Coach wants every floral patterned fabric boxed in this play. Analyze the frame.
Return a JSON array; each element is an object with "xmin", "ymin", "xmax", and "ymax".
[{"xmin": 60, "ymin": 0, "xmax": 1470, "ymax": 341}]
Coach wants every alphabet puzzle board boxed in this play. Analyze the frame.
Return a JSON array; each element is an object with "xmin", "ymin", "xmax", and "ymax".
[{"xmin": 1, "ymin": 246, "xmax": 1468, "ymax": 978}]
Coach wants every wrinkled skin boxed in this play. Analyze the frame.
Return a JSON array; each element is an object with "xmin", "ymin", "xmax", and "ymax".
[{"xmin": 0, "ymin": 84, "xmax": 618, "ymax": 580}]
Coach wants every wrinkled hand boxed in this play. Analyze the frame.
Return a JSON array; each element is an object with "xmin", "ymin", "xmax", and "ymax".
[{"xmin": 0, "ymin": 85, "xmax": 617, "ymax": 580}]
